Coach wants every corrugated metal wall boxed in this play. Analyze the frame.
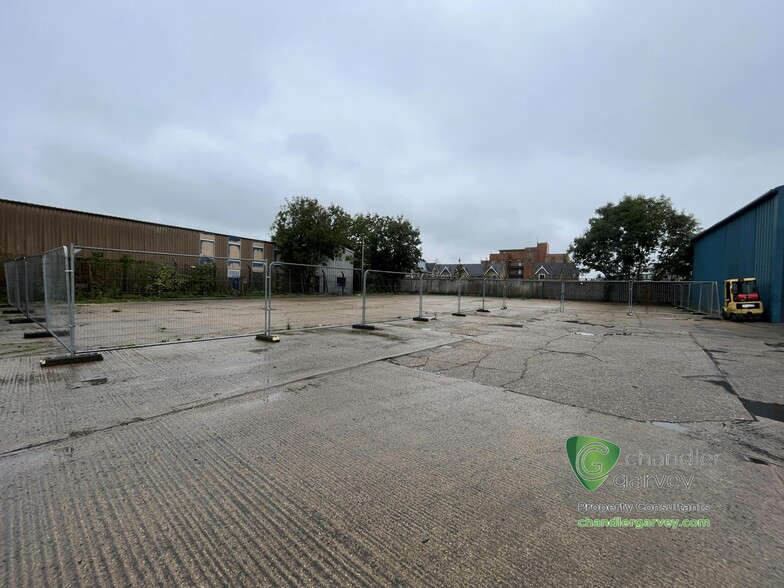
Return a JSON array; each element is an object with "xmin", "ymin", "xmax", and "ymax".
[
  {"xmin": 1, "ymin": 199, "xmax": 274, "ymax": 297},
  {"xmin": 692, "ymin": 187, "xmax": 783, "ymax": 322}
]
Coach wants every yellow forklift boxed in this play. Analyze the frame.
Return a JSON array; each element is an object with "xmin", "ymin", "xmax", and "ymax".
[{"xmin": 722, "ymin": 278, "xmax": 764, "ymax": 321}]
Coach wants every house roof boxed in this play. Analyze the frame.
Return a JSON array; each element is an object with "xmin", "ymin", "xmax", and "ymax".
[
  {"xmin": 534, "ymin": 262, "xmax": 579, "ymax": 277},
  {"xmin": 420, "ymin": 262, "xmax": 504, "ymax": 277}
]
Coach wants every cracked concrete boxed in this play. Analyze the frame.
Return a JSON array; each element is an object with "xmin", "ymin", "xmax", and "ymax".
[
  {"xmin": 392, "ymin": 310, "xmax": 754, "ymax": 424},
  {"xmin": 387, "ymin": 304, "xmax": 784, "ymax": 474}
]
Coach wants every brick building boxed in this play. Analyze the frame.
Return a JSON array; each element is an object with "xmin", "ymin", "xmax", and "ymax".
[{"xmin": 484, "ymin": 243, "xmax": 571, "ymax": 279}]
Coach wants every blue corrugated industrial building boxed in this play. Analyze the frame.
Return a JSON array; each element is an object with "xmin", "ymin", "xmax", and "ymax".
[{"xmin": 692, "ymin": 186, "xmax": 784, "ymax": 323}]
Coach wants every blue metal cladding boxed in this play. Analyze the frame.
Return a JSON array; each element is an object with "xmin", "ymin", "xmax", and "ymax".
[{"xmin": 692, "ymin": 187, "xmax": 784, "ymax": 322}]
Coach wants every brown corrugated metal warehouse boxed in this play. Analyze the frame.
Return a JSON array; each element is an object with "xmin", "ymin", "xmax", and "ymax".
[{"xmin": 1, "ymin": 198, "xmax": 274, "ymax": 297}]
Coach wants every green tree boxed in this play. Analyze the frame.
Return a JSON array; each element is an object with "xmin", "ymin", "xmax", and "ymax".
[
  {"xmin": 568, "ymin": 195, "xmax": 700, "ymax": 280},
  {"xmin": 654, "ymin": 209, "xmax": 701, "ymax": 280},
  {"xmin": 270, "ymin": 197, "xmax": 352, "ymax": 265},
  {"xmin": 349, "ymin": 213, "xmax": 422, "ymax": 273}
]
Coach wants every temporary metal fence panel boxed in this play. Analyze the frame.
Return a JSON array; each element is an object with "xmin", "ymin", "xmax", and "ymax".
[
  {"xmin": 1, "ymin": 246, "xmax": 730, "ymax": 354},
  {"xmin": 398, "ymin": 275, "xmax": 508, "ymax": 317},
  {"xmin": 4, "ymin": 260, "xmax": 22, "ymax": 310},
  {"xmin": 3, "ymin": 247, "xmax": 76, "ymax": 353},
  {"xmin": 25, "ymin": 255, "xmax": 46, "ymax": 320},
  {"xmin": 453, "ymin": 277, "xmax": 508, "ymax": 313},
  {"xmin": 359, "ymin": 269, "xmax": 418, "ymax": 326},
  {"xmin": 42, "ymin": 247, "xmax": 74, "ymax": 351},
  {"xmin": 404, "ymin": 277, "xmax": 721, "ymax": 317},
  {"xmin": 265, "ymin": 261, "xmax": 362, "ymax": 333},
  {"xmin": 584, "ymin": 280, "xmax": 722, "ymax": 316},
  {"xmin": 72, "ymin": 246, "xmax": 265, "ymax": 352}
]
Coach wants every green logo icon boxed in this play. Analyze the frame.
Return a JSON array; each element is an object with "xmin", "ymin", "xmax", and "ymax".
[{"xmin": 566, "ymin": 436, "xmax": 621, "ymax": 491}]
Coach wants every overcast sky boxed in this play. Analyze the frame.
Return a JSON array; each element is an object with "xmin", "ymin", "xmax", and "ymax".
[{"xmin": 2, "ymin": 1, "xmax": 782, "ymax": 263}]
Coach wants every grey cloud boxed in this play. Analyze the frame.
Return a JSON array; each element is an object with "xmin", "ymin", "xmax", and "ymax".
[{"xmin": 2, "ymin": 1, "xmax": 783, "ymax": 265}]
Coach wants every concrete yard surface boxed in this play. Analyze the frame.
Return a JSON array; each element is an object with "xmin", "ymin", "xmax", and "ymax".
[{"xmin": 1, "ymin": 302, "xmax": 783, "ymax": 587}]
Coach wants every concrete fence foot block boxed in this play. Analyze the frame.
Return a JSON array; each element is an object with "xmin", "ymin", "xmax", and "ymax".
[
  {"xmin": 40, "ymin": 353, "xmax": 103, "ymax": 368},
  {"xmin": 413, "ymin": 316, "xmax": 430, "ymax": 322},
  {"xmin": 477, "ymin": 309, "xmax": 490, "ymax": 313},
  {"xmin": 452, "ymin": 313, "xmax": 466, "ymax": 317},
  {"xmin": 24, "ymin": 331, "xmax": 54, "ymax": 339},
  {"xmin": 352, "ymin": 324, "xmax": 375, "ymax": 330},
  {"xmin": 255, "ymin": 334, "xmax": 280, "ymax": 343}
]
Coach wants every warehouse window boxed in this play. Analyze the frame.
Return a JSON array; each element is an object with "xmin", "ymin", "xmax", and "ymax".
[
  {"xmin": 199, "ymin": 233, "xmax": 215, "ymax": 257},
  {"xmin": 228, "ymin": 236, "xmax": 241, "ymax": 260},
  {"xmin": 252, "ymin": 242, "xmax": 265, "ymax": 272}
]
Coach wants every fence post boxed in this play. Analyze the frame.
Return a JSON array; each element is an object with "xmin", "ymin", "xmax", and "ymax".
[
  {"xmin": 627, "ymin": 280, "xmax": 634, "ymax": 315},
  {"xmin": 697, "ymin": 282, "xmax": 703, "ymax": 314},
  {"xmin": 21, "ymin": 258, "xmax": 29, "ymax": 317},
  {"xmin": 255, "ymin": 260, "xmax": 279, "ymax": 342},
  {"xmin": 502, "ymin": 279, "xmax": 508, "ymax": 309},
  {"xmin": 560, "ymin": 280, "xmax": 565, "ymax": 313},
  {"xmin": 453, "ymin": 277, "xmax": 466, "ymax": 317},
  {"xmin": 361, "ymin": 269, "xmax": 367, "ymax": 324},
  {"xmin": 352, "ymin": 269, "xmax": 375, "ymax": 330},
  {"xmin": 413, "ymin": 272, "xmax": 430, "ymax": 322},
  {"xmin": 42, "ymin": 254, "xmax": 49, "ymax": 327},
  {"xmin": 264, "ymin": 263, "xmax": 269, "ymax": 334},
  {"xmin": 67, "ymin": 245, "xmax": 77, "ymax": 354},
  {"xmin": 478, "ymin": 278, "xmax": 490, "ymax": 312}
]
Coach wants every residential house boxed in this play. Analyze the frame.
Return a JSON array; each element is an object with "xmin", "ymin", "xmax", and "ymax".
[{"xmin": 533, "ymin": 262, "xmax": 579, "ymax": 280}]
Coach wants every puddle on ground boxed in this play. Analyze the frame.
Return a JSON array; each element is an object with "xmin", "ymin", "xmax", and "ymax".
[
  {"xmin": 651, "ymin": 421, "xmax": 689, "ymax": 433},
  {"xmin": 739, "ymin": 398, "xmax": 784, "ymax": 423},
  {"xmin": 573, "ymin": 332, "xmax": 597, "ymax": 337}
]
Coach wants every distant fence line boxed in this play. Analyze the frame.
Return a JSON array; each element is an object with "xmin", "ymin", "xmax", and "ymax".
[
  {"xmin": 399, "ymin": 276, "xmax": 718, "ymax": 309},
  {"xmin": 4, "ymin": 244, "xmax": 722, "ymax": 357}
]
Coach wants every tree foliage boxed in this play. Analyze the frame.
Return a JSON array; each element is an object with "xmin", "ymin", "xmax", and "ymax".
[
  {"xmin": 568, "ymin": 195, "xmax": 700, "ymax": 280},
  {"xmin": 349, "ymin": 213, "xmax": 423, "ymax": 273},
  {"xmin": 271, "ymin": 197, "xmax": 423, "ymax": 273},
  {"xmin": 270, "ymin": 197, "xmax": 352, "ymax": 266}
]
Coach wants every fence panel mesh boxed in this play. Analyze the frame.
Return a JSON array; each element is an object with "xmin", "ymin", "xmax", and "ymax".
[
  {"xmin": 267, "ymin": 262, "xmax": 361, "ymax": 332},
  {"xmin": 25, "ymin": 255, "xmax": 45, "ymax": 323},
  {"xmin": 4, "ymin": 261, "xmax": 22, "ymax": 310},
  {"xmin": 361, "ymin": 270, "xmax": 419, "ymax": 324},
  {"xmin": 73, "ymin": 246, "xmax": 266, "ymax": 351},
  {"xmin": 4, "ymin": 244, "xmax": 729, "ymax": 351},
  {"xmin": 42, "ymin": 247, "xmax": 73, "ymax": 350}
]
